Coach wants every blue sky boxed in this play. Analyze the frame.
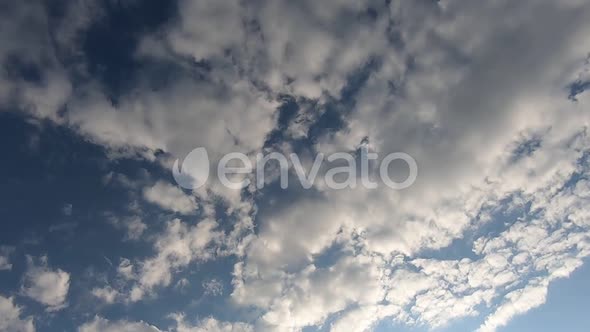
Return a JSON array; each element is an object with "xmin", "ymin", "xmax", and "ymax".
[{"xmin": 1, "ymin": 1, "xmax": 590, "ymax": 332}]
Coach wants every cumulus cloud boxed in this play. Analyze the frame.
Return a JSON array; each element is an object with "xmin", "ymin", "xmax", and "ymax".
[
  {"xmin": 143, "ymin": 181, "xmax": 198, "ymax": 215},
  {"xmin": 0, "ymin": 295, "xmax": 35, "ymax": 332},
  {"xmin": 21, "ymin": 256, "xmax": 70, "ymax": 312}
]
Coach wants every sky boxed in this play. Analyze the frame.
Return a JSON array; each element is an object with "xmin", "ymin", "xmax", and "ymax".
[{"xmin": 0, "ymin": 0, "xmax": 590, "ymax": 332}]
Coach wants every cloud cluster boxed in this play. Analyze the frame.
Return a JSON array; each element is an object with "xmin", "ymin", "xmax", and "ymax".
[
  {"xmin": 221, "ymin": 1, "xmax": 590, "ymax": 331},
  {"xmin": 1, "ymin": 0, "xmax": 590, "ymax": 331}
]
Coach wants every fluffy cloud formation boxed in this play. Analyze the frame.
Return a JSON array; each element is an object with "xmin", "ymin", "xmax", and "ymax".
[
  {"xmin": 21, "ymin": 256, "xmax": 70, "ymax": 312},
  {"xmin": 78, "ymin": 316, "xmax": 162, "ymax": 332},
  {"xmin": 2, "ymin": 0, "xmax": 590, "ymax": 331},
  {"xmin": 77, "ymin": 315, "xmax": 253, "ymax": 332},
  {"xmin": 125, "ymin": 218, "xmax": 223, "ymax": 301},
  {"xmin": 143, "ymin": 181, "xmax": 198, "ymax": 215},
  {"xmin": 0, "ymin": 296, "xmax": 35, "ymax": 332},
  {"xmin": 91, "ymin": 286, "xmax": 120, "ymax": 305},
  {"xmin": 224, "ymin": 1, "xmax": 590, "ymax": 331},
  {"xmin": 171, "ymin": 315, "xmax": 253, "ymax": 332},
  {"xmin": 0, "ymin": 0, "xmax": 71, "ymax": 119}
]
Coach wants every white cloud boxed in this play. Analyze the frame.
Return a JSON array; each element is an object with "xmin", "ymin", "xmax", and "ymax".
[
  {"xmin": 259, "ymin": 255, "xmax": 387, "ymax": 329},
  {"xmin": 107, "ymin": 215, "xmax": 147, "ymax": 241},
  {"xmin": 143, "ymin": 181, "xmax": 198, "ymax": 215},
  {"xmin": 0, "ymin": 1, "xmax": 71, "ymax": 119},
  {"xmin": 329, "ymin": 305, "xmax": 404, "ymax": 332},
  {"xmin": 91, "ymin": 286, "xmax": 120, "ymax": 304},
  {"xmin": 117, "ymin": 258, "xmax": 135, "ymax": 281},
  {"xmin": 175, "ymin": 278, "xmax": 190, "ymax": 292},
  {"xmin": 127, "ymin": 219, "xmax": 222, "ymax": 301},
  {"xmin": 222, "ymin": 1, "xmax": 590, "ymax": 330},
  {"xmin": 3, "ymin": 0, "xmax": 590, "ymax": 331},
  {"xmin": 171, "ymin": 314, "xmax": 253, "ymax": 332},
  {"xmin": 202, "ymin": 279, "xmax": 223, "ymax": 297},
  {"xmin": 477, "ymin": 280, "xmax": 549, "ymax": 332},
  {"xmin": 77, "ymin": 315, "xmax": 253, "ymax": 332},
  {"xmin": 0, "ymin": 295, "xmax": 35, "ymax": 332},
  {"xmin": 65, "ymin": 69, "xmax": 278, "ymax": 167},
  {"xmin": 78, "ymin": 316, "xmax": 162, "ymax": 332},
  {"xmin": 21, "ymin": 256, "xmax": 70, "ymax": 312},
  {"xmin": 0, "ymin": 247, "xmax": 14, "ymax": 271},
  {"xmin": 157, "ymin": 0, "xmax": 245, "ymax": 61}
]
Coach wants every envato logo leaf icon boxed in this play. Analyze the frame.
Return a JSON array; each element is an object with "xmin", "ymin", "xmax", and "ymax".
[{"xmin": 173, "ymin": 147, "xmax": 210, "ymax": 189}]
